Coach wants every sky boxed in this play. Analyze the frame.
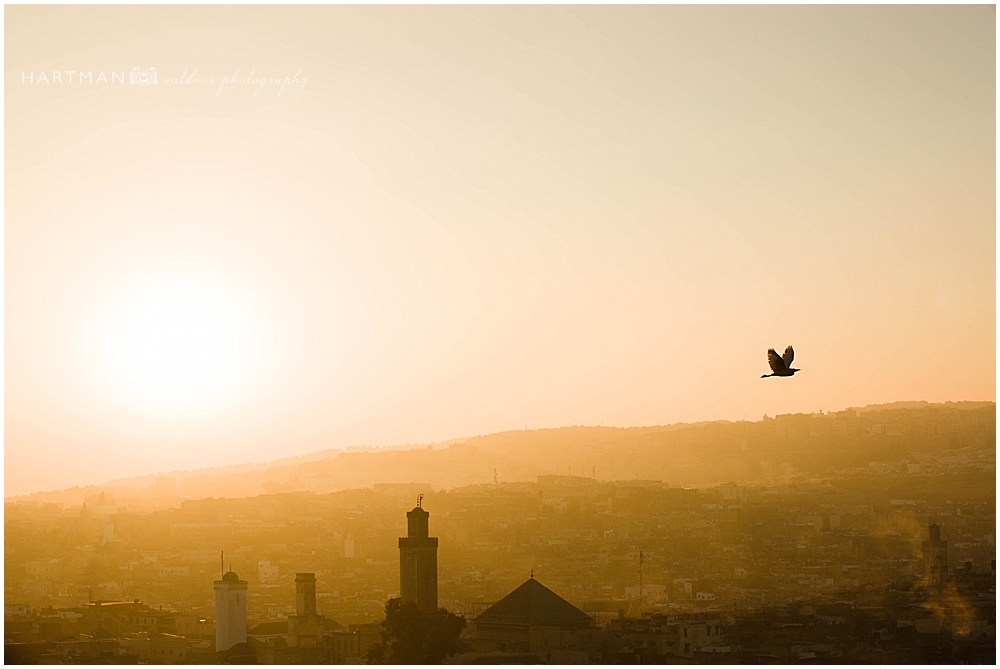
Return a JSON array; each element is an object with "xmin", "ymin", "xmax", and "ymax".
[{"xmin": 5, "ymin": 5, "xmax": 995, "ymax": 496}]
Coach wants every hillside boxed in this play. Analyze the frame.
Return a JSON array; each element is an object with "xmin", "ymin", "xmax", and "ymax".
[{"xmin": 9, "ymin": 401, "xmax": 994, "ymax": 510}]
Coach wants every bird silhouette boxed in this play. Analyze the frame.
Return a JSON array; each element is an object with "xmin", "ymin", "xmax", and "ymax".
[{"xmin": 762, "ymin": 345, "xmax": 800, "ymax": 378}]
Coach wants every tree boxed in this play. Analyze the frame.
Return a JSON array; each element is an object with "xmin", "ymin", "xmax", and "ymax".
[{"xmin": 367, "ymin": 598, "xmax": 466, "ymax": 664}]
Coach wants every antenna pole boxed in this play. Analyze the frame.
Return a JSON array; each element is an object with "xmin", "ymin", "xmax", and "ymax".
[
  {"xmin": 221, "ymin": 551, "xmax": 224, "ymax": 579},
  {"xmin": 638, "ymin": 550, "xmax": 644, "ymax": 618}
]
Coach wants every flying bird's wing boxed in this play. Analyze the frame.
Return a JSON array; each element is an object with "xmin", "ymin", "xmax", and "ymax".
[
  {"xmin": 767, "ymin": 348, "xmax": 787, "ymax": 374},
  {"xmin": 782, "ymin": 345, "xmax": 794, "ymax": 368}
]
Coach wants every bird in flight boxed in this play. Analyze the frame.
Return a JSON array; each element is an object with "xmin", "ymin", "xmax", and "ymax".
[{"xmin": 762, "ymin": 345, "xmax": 800, "ymax": 378}]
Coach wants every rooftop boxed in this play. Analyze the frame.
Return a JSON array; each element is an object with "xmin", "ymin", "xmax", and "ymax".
[{"xmin": 475, "ymin": 577, "xmax": 591, "ymax": 627}]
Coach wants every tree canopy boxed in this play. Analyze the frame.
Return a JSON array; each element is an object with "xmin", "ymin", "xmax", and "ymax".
[{"xmin": 367, "ymin": 598, "xmax": 466, "ymax": 664}]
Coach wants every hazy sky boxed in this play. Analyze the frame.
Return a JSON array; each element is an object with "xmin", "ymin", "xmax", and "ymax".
[{"xmin": 5, "ymin": 6, "xmax": 995, "ymax": 496}]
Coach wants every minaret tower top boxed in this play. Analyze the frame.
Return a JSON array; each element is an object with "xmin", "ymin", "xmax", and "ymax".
[{"xmin": 407, "ymin": 501, "xmax": 429, "ymax": 539}]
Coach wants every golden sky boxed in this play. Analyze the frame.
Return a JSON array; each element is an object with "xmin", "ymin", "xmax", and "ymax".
[{"xmin": 5, "ymin": 6, "xmax": 995, "ymax": 496}]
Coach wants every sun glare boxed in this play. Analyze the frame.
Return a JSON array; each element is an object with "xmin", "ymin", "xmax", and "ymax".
[
  {"xmin": 103, "ymin": 279, "xmax": 250, "ymax": 405},
  {"xmin": 87, "ymin": 266, "xmax": 263, "ymax": 412}
]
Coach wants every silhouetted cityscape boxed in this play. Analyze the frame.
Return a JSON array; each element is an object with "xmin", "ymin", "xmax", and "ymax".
[{"xmin": 5, "ymin": 402, "xmax": 995, "ymax": 663}]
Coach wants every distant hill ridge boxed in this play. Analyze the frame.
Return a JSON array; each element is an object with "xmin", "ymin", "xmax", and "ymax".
[{"xmin": 8, "ymin": 400, "xmax": 994, "ymax": 508}]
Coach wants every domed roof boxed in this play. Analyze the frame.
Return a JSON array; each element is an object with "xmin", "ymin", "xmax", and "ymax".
[{"xmin": 222, "ymin": 570, "xmax": 241, "ymax": 583}]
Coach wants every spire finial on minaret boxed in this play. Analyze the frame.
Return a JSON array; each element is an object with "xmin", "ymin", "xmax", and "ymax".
[
  {"xmin": 221, "ymin": 551, "xmax": 224, "ymax": 578},
  {"xmin": 530, "ymin": 569, "xmax": 534, "ymax": 579},
  {"xmin": 417, "ymin": 494, "xmax": 423, "ymax": 509}
]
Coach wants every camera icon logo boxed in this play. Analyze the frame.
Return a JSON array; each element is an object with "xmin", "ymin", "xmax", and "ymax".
[{"xmin": 130, "ymin": 67, "xmax": 157, "ymax": 85}]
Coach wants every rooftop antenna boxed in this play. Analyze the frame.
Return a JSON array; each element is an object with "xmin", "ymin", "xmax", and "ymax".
[
  {"xmin": 220, "ymin": 551, "xmax": 224, "ymax": 579},
  {"xmin": 417, "ymin": 494, "xmax": 423, "ymax": 509},
  {"xmin": 638, "ymin": 550, "xmax": 644, "ymax": 618}
]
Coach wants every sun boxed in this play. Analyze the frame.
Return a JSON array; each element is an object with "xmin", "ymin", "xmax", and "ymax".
[{"xmin": 92, "ymin": 267, "xmax": 261, "ymax": 411}]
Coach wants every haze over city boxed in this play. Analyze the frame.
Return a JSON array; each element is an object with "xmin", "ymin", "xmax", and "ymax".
[
  {"xmin": 4, "ymin": 5, "xmax": 996, "ymax": 665},
  {"xmin": 6, "ymin": 5, "xmax": 994, "ymax": 497}
]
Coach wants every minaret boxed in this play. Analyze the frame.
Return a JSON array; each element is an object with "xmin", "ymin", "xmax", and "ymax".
[
  {"xmin": 398, "ymin": 495, "xmax": 438, "ymax": 612},
  {"xmin": 288, "ymin": 572, "xmax": 324, "ymax": 642},
  {"xmin": 295, "ymin": 572, "xmax": 318, "ymax": 617},
  {"xmin": 213, "ymin": 569, "xmax": 248, "ymax": 651}
]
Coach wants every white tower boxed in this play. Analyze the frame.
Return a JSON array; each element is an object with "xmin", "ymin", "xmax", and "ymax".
[{"xmin": 214, "ymin": 570, "xmax": 248, "ymax": 651}]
